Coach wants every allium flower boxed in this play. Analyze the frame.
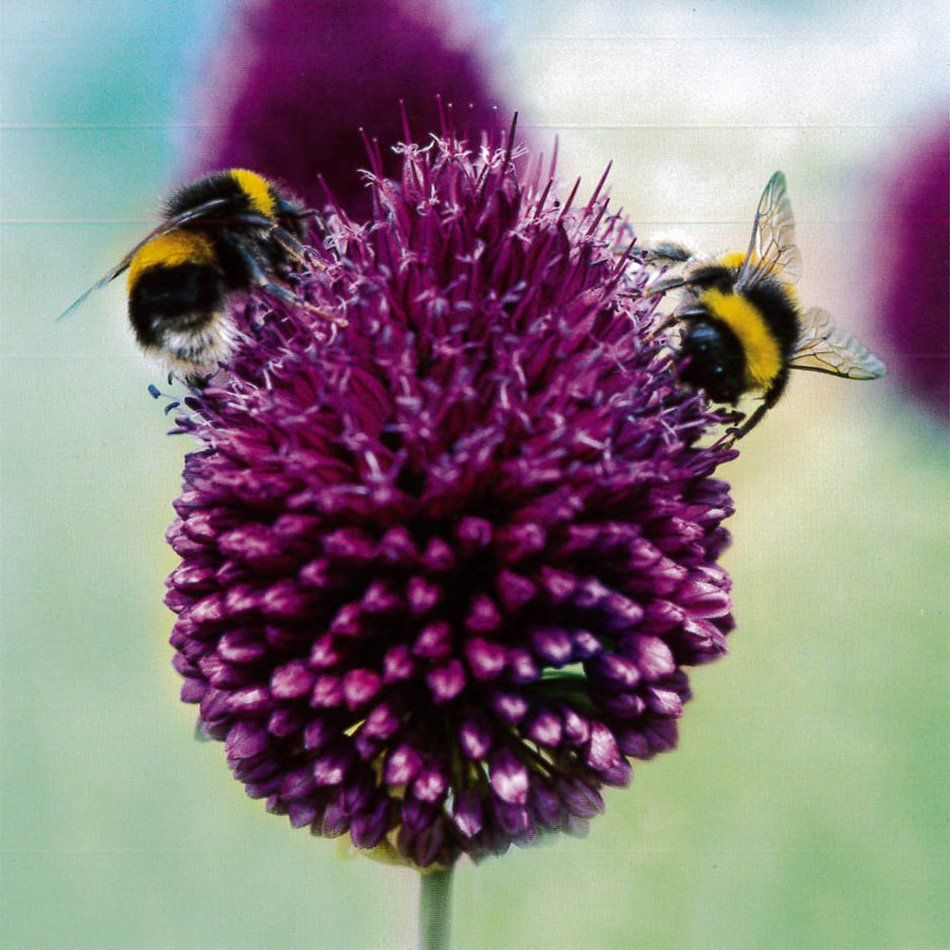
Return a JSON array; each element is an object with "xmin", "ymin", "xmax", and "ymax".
[
  {"xmin": 164, "ymin": 131, "xmax": 737, "ymax": 868},
  {"xmin": 874, "ymin": 116, "xmax": 949, "ymax": 424},
  {"xmin": 186, "ymin": 0, "xmax": 507, "ymax": 218}
]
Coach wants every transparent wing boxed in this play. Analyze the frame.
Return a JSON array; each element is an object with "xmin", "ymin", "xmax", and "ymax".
[
  {"xmin": 737, "ymin": 171, "xmax": 803, "ymax": 287},
  {"xmin": 55, "ymin": 261, "xmax": 133, "ymax": 323},
  {"xmin": 55, "ymin": 197, "xmax": 231, "ymax": 322},
  {"xmin": 790, "ymin": 307, "xmax": 887, "ymax": 379}
]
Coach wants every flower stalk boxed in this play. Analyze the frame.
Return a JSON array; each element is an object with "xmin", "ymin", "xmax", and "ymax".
[{"xmin": 419, "ymin": 868, "xmax": 454, "ymax": 950}]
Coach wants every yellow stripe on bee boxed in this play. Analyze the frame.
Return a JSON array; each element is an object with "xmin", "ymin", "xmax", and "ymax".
[
  {"xmin": 230, "ymin": 168, "xmax": 277, "ymax": 218},
  {"xmin": 701, "ymin": 288, "xmax": 783, "ymax": 391},
  {"xmin": 717, "ymin": 250, "xmax": 748, "ymax": 270},
  {"xmin": 714, "ymin": 250, "xmax": 799, "ymax": 300},
  {"xmin": 127, "ymin": 230, "xmax": 216, "ymax": 291}
]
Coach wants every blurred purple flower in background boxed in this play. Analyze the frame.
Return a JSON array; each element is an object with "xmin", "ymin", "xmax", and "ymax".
[
  {"xmin": 186, "ymin": 0, "xmax": 508, "ymax": 218},
  {"xmin": 164, "ymin": 131, "xmax": 737, "ymax": 868},
  {"xmin": 875, "ymin": 116, "xmax": 949, "ymax": 425}
]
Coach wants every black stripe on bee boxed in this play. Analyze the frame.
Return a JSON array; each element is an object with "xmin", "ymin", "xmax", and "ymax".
[
  {"xmin": 684, "ymin": 264, "xmax": 735, "ymax": 293},
  {"xmin": 679, "ymin": 312, "xmax": 748, "ymax": 404},
  {"xmin": 128, "ymin": 262, "xmax": 225, "ymax": 350},
  {"xmin": 163, "ymin": 171, "xmax": 259, "ymax": 219},
  {"xmin": 738, "ymin": 278, "xmax": 801, "ymax": 359}
]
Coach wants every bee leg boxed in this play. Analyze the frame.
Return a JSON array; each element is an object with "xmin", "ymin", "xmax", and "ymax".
[
  {"xmin": 645, "ymin": 241, "xmax": 695, "ymax": 263},
  {"xmin": 229, "ymin": 213, "xmax": 325, "ymax": 269},
  {"xmin": 271, "ymin": 225, "xmax": 326, "ymax": 269},
  {"xmin": 297, "ymin": 208, "xmax": 333, "ymax": 243},
  {"xmin": 729, "ymin": 373, "xmax": 789, "ymax": 440},
  {"xmin": 645, "ymin": 274, "xmax": 692, "ymax": 296},
  {"xmin": 646, "ymin": 312, "xmax": 679, "ymax": 340},
  {"xmin": 227, "ymin": 238, "xmax": 347, "ymax": 327},
  {"xmin": 726, "ymin": 401, "xmax": 772, "ymax": 440},
  {"xmin": 184, "ymin": 371, "xmax": 211, "ymax": 390},
  {"xmin": 620, "ymin": 274, "xmax": 692, "ymax": 301},
  {"xmin": 259, "ymin": 281, "xmax": 347, "ymax": 328},
  {"xmin": 302, "ymin": 213, "xmax": 342, "ymax": 262}
]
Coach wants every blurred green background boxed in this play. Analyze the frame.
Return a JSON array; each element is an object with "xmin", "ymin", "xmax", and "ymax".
[{"xmin": 2, "ymin": 2, "xmax": 947, "ymax": 948}]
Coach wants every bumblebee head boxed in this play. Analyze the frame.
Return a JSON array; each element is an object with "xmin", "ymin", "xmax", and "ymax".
[
  {"xmin": 272, "ymin": 191, "xmax": 307, "ymax": 240},
  {"xmin": 679, "ymin": 315, "xmax": 747, "ymax": 404}
]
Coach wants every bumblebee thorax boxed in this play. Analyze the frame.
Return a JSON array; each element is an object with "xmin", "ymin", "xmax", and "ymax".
[
  {"xmin": 715, "ymin": 250, "xmax": 747, "ymax": 271},
  {"xmin": 229, "ymin": 168, "xmax": 278, "ymax": 218}
]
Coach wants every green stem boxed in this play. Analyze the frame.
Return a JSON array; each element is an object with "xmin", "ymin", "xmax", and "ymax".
[{"xmin": 418, "ymin": 867, "xmax": 454, "ymax": 950}]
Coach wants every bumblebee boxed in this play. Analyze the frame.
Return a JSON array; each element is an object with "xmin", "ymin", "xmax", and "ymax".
[
  {"xmin": 59, "ymin": 168, "xmax": 339, "ymax": 381},
  {"xmin": 642, "ymin": 172, "xmax": 886, "ymax": 437}
]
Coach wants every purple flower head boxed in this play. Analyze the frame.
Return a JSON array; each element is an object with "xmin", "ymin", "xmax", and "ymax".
[
  {"xmin": 186, "ymin": 0, "xmax": 507, "ymax": 218},
  {"xmin": 874, "ymin": 115, "xmax": 949, "ymax": 425},
  {"xmin": 165, "ymin": 129, "xmax": 738, "ymax": 868}
]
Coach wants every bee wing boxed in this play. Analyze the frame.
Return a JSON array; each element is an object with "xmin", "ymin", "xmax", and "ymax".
[
  {"xmin": 790, "ymin": 307, "xmax": 887, "ymax": 379},
  {"xmin": 55, "ymin": 197, "xmax": 231, "ymax": 322},
  {"xmin": 55, "ymin": 262, "xmax": 134, "ymax": 323},
  {"xmin": 737, "ymin": 171, "xmax": 803, "ymax": 287}
]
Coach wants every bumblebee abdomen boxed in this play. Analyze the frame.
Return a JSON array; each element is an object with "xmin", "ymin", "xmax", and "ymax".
[
  {"xmin": 741, "ymin": 279, "xmax": 801, "ymax": 356},
  {"xmin": 700, "ymin": 287, "xmax": 795, "ymax": 391},
  {"xmin": 127, "ymin": 230, "xmax": 217, "ymax": 291},
  {"xmin": 128, "ymin": 261, "xmax": 225, "ymax": 350}
]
